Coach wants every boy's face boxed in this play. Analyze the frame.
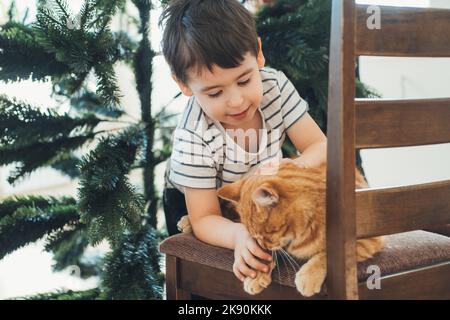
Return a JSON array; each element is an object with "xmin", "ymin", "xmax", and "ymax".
[{"xmin": 175, "ymin": 51, "xmax": 265, "ymax": 130}]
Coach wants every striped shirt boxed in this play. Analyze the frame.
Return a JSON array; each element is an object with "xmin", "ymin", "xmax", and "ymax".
[{"xmin": 164, "ymin": 67, "xmax": 309, "ymax": 193}]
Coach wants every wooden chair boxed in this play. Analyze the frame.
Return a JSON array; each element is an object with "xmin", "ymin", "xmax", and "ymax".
[
  {"xmin": 326, "ymin": 0, "xmax": 450, "ymax": 299},
  {"xmin": 160, "ymin": 1, "xmax": 450, "ymax": 300}
]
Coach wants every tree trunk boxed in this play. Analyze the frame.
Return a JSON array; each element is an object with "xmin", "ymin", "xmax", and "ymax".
[{"xmin": 134, "ymin": 1, "xmax": 159, "ymax": 230}]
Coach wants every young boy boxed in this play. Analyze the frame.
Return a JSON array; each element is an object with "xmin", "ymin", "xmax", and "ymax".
[{"xmin": 160, "ymin": 0, "xmax": 327, "ymax": 283}]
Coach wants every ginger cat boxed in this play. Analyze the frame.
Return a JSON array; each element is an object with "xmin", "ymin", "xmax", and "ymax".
[{"xmin": 178, "ymin": 162, "xmax": 384, "ymax": 297}]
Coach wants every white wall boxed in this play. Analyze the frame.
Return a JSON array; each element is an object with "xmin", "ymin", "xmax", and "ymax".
[
  {"xmin": 429, "ymin": 0, "xmax": 450, "ymax": 8},
  {"xmin": 359, "ymin": 57, "xmax": 450, "ymax": 188},
  {"xmin": 357, "ymin": 1, "xmax": 450, "ymax": 188}
]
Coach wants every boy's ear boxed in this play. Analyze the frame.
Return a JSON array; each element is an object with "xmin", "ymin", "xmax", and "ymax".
[
  {"xmin": 257, "ymin": 37, "xmax": 265, "ymax": 68},
  {"xmin": 172, "ymin": 75, "xmax": 193, "ymax": 97}
]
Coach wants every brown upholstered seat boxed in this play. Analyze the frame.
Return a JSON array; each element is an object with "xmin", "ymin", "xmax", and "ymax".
[{"xmin": 160, "ymin": 230, "xmax": 450, "ymax": 297}]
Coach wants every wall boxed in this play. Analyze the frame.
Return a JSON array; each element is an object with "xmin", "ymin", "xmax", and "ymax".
[{"xmin": 357, "ymin": 1, "xmax": 450, "ymax": 188}]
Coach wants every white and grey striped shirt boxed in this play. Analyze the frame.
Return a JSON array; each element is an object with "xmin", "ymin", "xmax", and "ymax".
[{"xmin": 164, "ymin": 67, "xmax": 309, "ymax": 193}]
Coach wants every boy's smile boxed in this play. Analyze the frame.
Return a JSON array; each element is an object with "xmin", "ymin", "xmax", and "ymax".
[{"xmin": 229, "ymin": 106, "xmax": 250, "ymax": 119}]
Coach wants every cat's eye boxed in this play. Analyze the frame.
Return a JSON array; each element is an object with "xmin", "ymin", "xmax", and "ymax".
[{"xmin": 265, "ymin": 224, "xmax": 287, "ymax": 234}]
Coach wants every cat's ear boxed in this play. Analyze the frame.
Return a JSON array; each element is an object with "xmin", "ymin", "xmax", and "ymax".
[
  {"xmin": 252, "ymin": 183, "xmax": 279, "ymax": 208},
  {"xmin": 217, "ymin": 179, "xmax": 244, "ymax": 206}
]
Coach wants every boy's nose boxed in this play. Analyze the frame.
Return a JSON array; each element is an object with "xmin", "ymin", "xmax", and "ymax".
[{"xmin": 227, "ymin": 91, "xmax": 244, "ymax": 109}]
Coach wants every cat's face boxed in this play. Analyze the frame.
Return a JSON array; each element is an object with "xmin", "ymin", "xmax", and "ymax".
[{"xmin": 218, "ymin": 163, "xmax": 323, "ymax": 251}]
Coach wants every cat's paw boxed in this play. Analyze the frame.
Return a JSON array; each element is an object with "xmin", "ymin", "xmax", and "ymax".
[
  {"xmin": 356, "ymin": 236, "xmax": 385, "ymax": 262},
  {"xmin": 177, "ymin": 215, "xmax": 193, "ymax": 233},
  {"xmin": 243, "ymin": 273, "xmax": 272, "ymax": 295},
  {"xmin": 295, "ymin": 266, "xmax": 326, "ymax": 297}
]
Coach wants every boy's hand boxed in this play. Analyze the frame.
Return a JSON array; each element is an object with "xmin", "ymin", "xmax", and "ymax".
[
  {"xmin": 233, "ymin": 225, "xmax": 273, "ymax": 282},
  {"xmin": 254, "ymin": 157, "xmax": 308, "ymax": 175}
]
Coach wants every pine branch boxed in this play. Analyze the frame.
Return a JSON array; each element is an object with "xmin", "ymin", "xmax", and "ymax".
[
  {"xmin": 44, "ymin": 223, "xmax": 86, "ymax": 252},
  {"xmin": 38, "ymin": 2, "xmax": 68, "ymax": 29},
  {"xmin": 79, "ymin": 0, "xmax": 95, "ymax": 30},
  {"xmin": 0, "ymin": 196, "xmax": 76, "ymax": 220},
  {"xmin": 152, "ymin": 127, "xmax": 174, "ymax": 166},
  {"xmin": 0, "ymin": 95, "xmax": 101, "ymax": 148},
  {"xmin": 100, "ymin": 225, "xmax": 163, "ymax": 300},
  {"xmin": 257, "ymin": 0, "xmax": 332, "ymax": 136},
  {"xmin": 113, "ymin": 31, "xmax": 139, "ymax": 66},
  {"xmin": 78, "ymin": 126, "xmax": 145, "ymax": 246},
  {"xmin": 356, "ymin": 79, "xmax": 381, "ymax": 99},
  {"xmin": 0, "ymin": 198, "xmax": 80, "ymax": 259},
  {"xmin": 7, "ymin": 1, "xmax": 18, "ymax": 22},
  {"xmin": 52, "ymin": 72, "xmax": 90, "ymax": 97},
  {"xmin": 88, "ymin": 0, "xmax": 126, "ymax": 31},
  {"xmin": 0, "ymin": 134, "xmax": 96, "ymax": 184},
  {"xmin": 70, "ymin": 88, "xmax": 124, "ymax": 118},
  {"xmin": 44, "ymin": 223, "xmax": 102, "ymax": 278},
  {"xmin": 54, "ymin": 0, "xmax": 71, "ymax": 19},
  {"xmin": 0, "ymin": 22, "xmax": 69, "ymax": 82},
  {"xmin": 33, "ymin": 0, "xmax": 124, "ymax": 104},
  {"xmin": 257, "ymin": 0, "xmax": 377, "ymax": 172},
  {"xmin": 49, "ymin": 153, "xmax": 82, "ymax": 178},
  {"xmin": 0, "ymin": 95, "xmax": 102, "ymax": 183},
  {"xmin": 94, "ymin": 63, "xmax": 122, "ymax": 108},
  {"xmin": 19, "ymin": 288, "xmax": 101, "ymax": 300}
]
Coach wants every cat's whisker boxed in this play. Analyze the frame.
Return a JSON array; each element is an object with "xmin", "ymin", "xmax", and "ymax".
[
  {"xmin": 280, "ymin": 248, "xmax": 300, "ymax": 269},
  {"xmin": 283, "ymin": 249, "xmax": 300, "ymax": 271},
  {"xmin": 274, "ymin": 251, "xmax": 284, "ymax": 294},
  {"xmin": 277, "ymin": 249, "xmax": 292, "ymax": 278},
  {"xmin": 273, "ymin": 250, "xmax": 282, "ymax": 287},
  {"xmin": 279, "ymin": 248, "xmax": 296, "ymax": 275}
]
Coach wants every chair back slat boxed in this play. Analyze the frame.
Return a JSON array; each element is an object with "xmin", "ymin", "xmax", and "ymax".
[
  {"xmin": 356, "ymin": 5, "xmax": 450, "ymax": 57},
  {"xmin": 355, "ymin": 98, "xmax": 450, "ymax": 149},
  {"xmin": 356, "ymin": 180, "xmax": 450, "ymax": 238}
]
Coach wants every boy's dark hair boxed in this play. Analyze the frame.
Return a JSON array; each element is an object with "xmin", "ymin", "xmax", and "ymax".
[{"xmin": 159, "ymin": 0, "xmax": 259, "ymax": 84}]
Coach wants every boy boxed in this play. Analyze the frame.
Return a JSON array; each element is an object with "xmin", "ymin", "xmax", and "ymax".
[{"xmin": 160, "ymin": 0, "xmax": 327, "ymax": 283}]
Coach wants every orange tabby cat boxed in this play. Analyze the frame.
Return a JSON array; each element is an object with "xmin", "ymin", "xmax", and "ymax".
[{"xmin": 178, "ymin": 162, "xmax": 384, "ymax": 297}]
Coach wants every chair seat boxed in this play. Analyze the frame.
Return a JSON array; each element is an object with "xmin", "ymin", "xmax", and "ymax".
[{"xmin": 160, "ymin": 230, "xmax": 450, "ymax": 292}]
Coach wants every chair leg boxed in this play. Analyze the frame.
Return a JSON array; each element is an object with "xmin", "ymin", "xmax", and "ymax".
[{"xmin": 166, "ymin": 254, "xmax": 192, "ymax": 300}]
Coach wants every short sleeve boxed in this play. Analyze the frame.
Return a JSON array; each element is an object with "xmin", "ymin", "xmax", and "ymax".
[
  {"xmin": 277, "ymin": 70, "xmax": 309, "ymax": 130},
  {"xmin": 169, "ymin": 128, "xmax": 217, "ymax": 189}
]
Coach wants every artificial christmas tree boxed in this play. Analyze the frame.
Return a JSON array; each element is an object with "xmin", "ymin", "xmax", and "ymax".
[{"xmin": 0, "ymin": 0, "xmax": 172, "ymax": 299}]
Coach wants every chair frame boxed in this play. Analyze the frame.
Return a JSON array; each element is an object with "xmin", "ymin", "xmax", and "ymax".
[
  {"xmin": 165, "ymin": 0, "xmax": 450, "ymax": 300},
  {"xmin": 326, "ymin": 0, "xmax": 450, "ymax": 299}
]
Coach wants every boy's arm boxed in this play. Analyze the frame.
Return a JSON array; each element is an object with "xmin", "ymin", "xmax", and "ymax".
[
  {"xmin": 184, "ymin": 187, "xmax": 245, "ymax": 249},
  {"xmin": 286, "ymin": 112, "xmax": 327, "ymax": 167},
  {"xmin": 184, "ymin": 187, "xmax": 272, "ymax": 281}
]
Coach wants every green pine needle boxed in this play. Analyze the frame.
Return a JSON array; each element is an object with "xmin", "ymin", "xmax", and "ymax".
[
  {"xmin": 78, "ymin": 126, "xmax": 145, "ymax": 246},
  {"xmin": 100, "ymin": 225, "xmax": 163, "ymax": 300},
  {"xmin": 0, "ymin": 21, "xmax": 69, "ymax": 82},
  {"xmin": 19, "ymin": 288, "xmax": 101, "ymax": 300},
  {"xmin": 0, "ymin": 197, "xmax": 80, "ymax": 259}
]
